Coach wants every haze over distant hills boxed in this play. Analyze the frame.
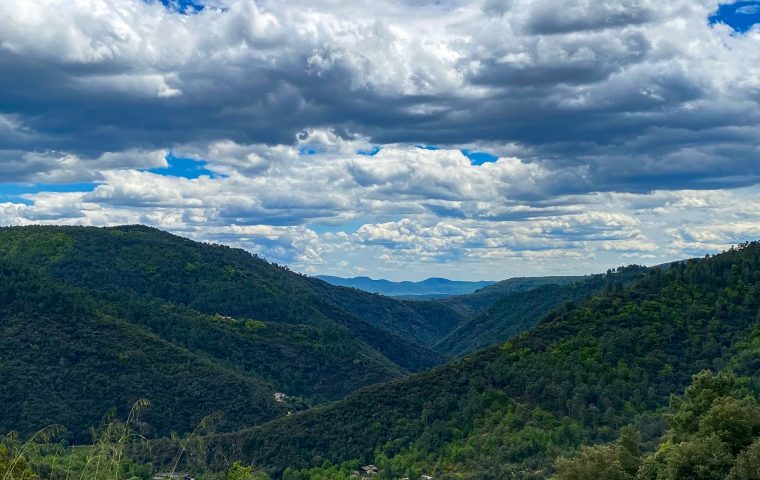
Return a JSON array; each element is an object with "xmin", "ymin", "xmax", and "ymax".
[{"xmin": 315, "ymin": 275, "xmax": 495, "ymax": 297}]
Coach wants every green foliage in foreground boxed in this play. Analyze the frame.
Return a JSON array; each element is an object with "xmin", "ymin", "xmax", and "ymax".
[
  {"xmin": 553, "ymin": 370, "xmax": 760, "ymax": 480},
  {"xmin": 0, "ymin": 405, "xmax": 275, "ymax": 480}
]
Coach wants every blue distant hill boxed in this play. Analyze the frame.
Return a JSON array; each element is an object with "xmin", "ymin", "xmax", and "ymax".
[{"xmin": 315, "ymin": 275, "xmax": 495, "ymax": 297}]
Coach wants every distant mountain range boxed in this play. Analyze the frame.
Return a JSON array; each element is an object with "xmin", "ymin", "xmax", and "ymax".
[{"xmin": 315, "ymin": 275, "xmax": 495, "ymax": 297}]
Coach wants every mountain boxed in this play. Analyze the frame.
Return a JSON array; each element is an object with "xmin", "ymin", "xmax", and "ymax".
[
  {"xmin": 315, "ymin": 276, "xmax": 495, "ymax": 297},
  {"xmin": 208, "ymin": 242, "xmax": 760, "ymax": 479},
  {"xmin": 3, "ymin": 225, "xmax": 607, "ymax": 443},
  {"xmin": 435, "ymin": 267, "xmax": 644, "ymax": 356},
  {"xmin": 0, "ymin": 225, "xmax": 462, "ymax": 440},
  {"xmin": 435, "ymin": 275, "xmax": 584, "ymax": 319},
  {"xmin": 0, "ymin": 262, "xmax": 284, "ymax": 441}
]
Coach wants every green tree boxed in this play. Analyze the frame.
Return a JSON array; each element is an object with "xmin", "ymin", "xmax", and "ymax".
[
  {"xmin": 226, "ymin": 461, "xmax": 269, "ymax": 480},
  {"xmin": 553, "ymin": 427, "xmax": 640, "ymax": 480},
  {"xmin": 699, "ymin": 397, "xmax": 760, "ymax": 454},
  {"xmin": 661, "ymin": 435, "xmax": 733, "ymax": 480},
  {"xmin": 727, "ymin": 439, "xmax": 760, "ymax": 480}
]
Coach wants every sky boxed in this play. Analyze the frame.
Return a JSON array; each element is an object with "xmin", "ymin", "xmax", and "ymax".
[{"xmin": 1, "ymin": 0, "xmax": 759, "ymax": 281}]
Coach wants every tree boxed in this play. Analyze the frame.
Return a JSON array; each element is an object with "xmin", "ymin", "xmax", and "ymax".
[
  {"xmin": 727, "ymin": 439, "xmax": 760, "ymax": 480},
  {"xmin": 226, "ymin": 461, "xmax": 269, "ymax": 480},
  {"xmin": 660, "ymin": 435, "xmax": 732, "ymax": 480},
  {"xmin": 553, "ymin": 427, "xmax": 640, "ymax": 480}
]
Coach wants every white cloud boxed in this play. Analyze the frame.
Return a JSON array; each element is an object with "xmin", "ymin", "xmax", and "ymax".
[{"xmin": 3, "ymin": 0, "xmax": 760, "ymax": 278}]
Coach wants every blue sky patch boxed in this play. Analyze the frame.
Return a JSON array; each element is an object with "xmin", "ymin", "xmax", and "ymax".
[
  {"xmin": 461, "ymin": 149, "xmax": 499, "ymax": 165},
  {"xmin": 416, "ymin": 145, "xmax": 441, "ymax": 151},
  {"xmin": 0, "ymin": 182, "xmax": 97, "ymax": 204},
  {"xmin": 144, "ymin": 0, "xmax": 207, "ymax": 14},
  {"xmin": 148, "ymin": 153, "xmax": 216, "ymax": 179},
  {"xmin": 710, "ymin": 1, "xmax": 760, "ymax": 33},
  {"xmin": 357, "ymin": 146, "xmax": 381, "ymax": 156},
  {"xmin": 298, "ymin": 147, "xmax": 321, "ymax": 156}
]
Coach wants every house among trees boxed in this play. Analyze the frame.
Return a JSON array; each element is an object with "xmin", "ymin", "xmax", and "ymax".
[{"xmin": 361, "ymin": 465, "xmax": 379, "ymax": 475}]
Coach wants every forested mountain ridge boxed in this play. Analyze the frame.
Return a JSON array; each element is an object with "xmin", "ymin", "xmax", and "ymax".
[
  {"xmin": 0, "ymin": 226, "xmax": 456, "ymax": 440},
  {"xmin": 432, "ymin": 275, "xmax": 584, "ymax": 319},
  {"xmin": 0, "ymin": 225, "xmax": 447, "ymax": 370},
  {"xmin": 207, "ymin": 242, "xmax": 760, "ymax": 479},
  {"xmin": 435, "ymin": 266, "xmax": 646, "ymax": 356},
  {"xmin": 1, "ymin": 224, "xmax": 609, "ymax": 443}
]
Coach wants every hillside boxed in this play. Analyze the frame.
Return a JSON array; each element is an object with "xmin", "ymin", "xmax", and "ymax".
[
  {"xmin": 0, "ymin": 225, "xmax": 447, "ymax": 371},
  {"xmin": 315, "ymin": 276, "xmax": 494, "ymax": 297},
  {"xmin": 0, "ymin": 263, "xmax": 285, "ymax": 441},
  {"xmin": 434, "ymin": 275, "xmax": 583, "ymax": 319},
  {"xmin": 0, "ymin": 225, "xmax": 465, "ymax": 440},
  {"xmin": 209, "ymin": 242, "xmax": 760, "ymax": 479},
  {"xmin": 436, "ymin": 267, "xmax": 645, "ymax": 356}
]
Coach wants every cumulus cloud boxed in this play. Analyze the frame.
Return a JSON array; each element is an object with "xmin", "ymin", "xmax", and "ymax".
[
  {"xmin": 2, "ymin": 0, "xmax": 760, "ymax": 278},
  {"xmin": 2, "ymin": 135, "xmax": 759, "ymax": 278},
  {"xmin": 0, "ymin": 0, "xmax": 757, "ymax": 187}
]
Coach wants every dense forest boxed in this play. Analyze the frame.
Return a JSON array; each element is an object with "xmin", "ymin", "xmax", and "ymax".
[
  {"xmin": 204, "ymin": 242, "xmax": 760, "ymax": 479},
  {"xmin": 3, "ymin": 226, "xmax": 760, "ymax": 480},
  {"xmin": 0, "ymin": 225, "xmax": 584, "ymax": 441},
  {"xmin": 435, "ymin": 268, "xmax": 643, "ymax": 356}
]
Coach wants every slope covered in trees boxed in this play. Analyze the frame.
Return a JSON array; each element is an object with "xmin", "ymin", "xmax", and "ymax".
[
  {"xmin": 211, "ymin": 242, "xmax": 760, "ymax": 479},
  {"xmin": 0, "ymin": 262, "xmax": 285, "ymax": 441},
  {"xmin": 3, "ymin": 224, "xmax": 602, "ymax": 444},
  {"xmin": 0, "ymin": 226, "xmax": 456, "ymax": 440},
  {"xmin": 0, "ymin": 225, "xmax": 447, "ymax": 371},
  {"xmin": 436, "ymin": 267, "xmax": 645, "ymax": 356},
  {"xmin": 433, "ymin": 275, "xmax": 583, "ymax": 319}
]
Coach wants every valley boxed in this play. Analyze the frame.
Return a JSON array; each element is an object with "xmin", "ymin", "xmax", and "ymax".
[{"xmin": 2, "ymin": 226, "xmax": 760, "ymax": 480}]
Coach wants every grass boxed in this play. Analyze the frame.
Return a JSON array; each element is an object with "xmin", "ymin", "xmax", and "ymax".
[{"xmin": 2, "ymin": 402, "xmax": 259, "ymax": 480}]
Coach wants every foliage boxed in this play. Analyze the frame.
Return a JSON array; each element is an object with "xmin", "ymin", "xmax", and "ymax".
[
  {"xmin": 211, "ymin": 243, "xmax": 760, "ymax": 478},
  {"xmin": 0, "ymin": 225, "xmax": 446, "ymax": 372},
  {"xmin": 553, "ymin": 427, "xmax": 640, "ymax": 480},
  {"xmin": 435, "ymin": 268, "xmax": 643, "ymax": 356},
  {"xmin": 226, "ymin": 461, "xmax": 270, "ymax": 480},
  {"xmin": 555, "ymin": 370, "xmax": 760, "ymax": 480}
]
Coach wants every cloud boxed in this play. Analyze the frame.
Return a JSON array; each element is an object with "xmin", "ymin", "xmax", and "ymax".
[
  {"xmin": 523, "ymin": 0, "xmax": 655, "ymax": 35},
  {"xmin": 0, "ymin": 149, "xmax": 167, "ymax": 183},
  {"xmin": 3, "ymin": 0, "xmax": 760, "ymax": 278},
  {"xmin": 0, "ymin": 0, "xmax": 757, "ymax": 192},
  {"xmin": 736, "ymin": 5, "xmax": 760, "ymax": 15}
]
